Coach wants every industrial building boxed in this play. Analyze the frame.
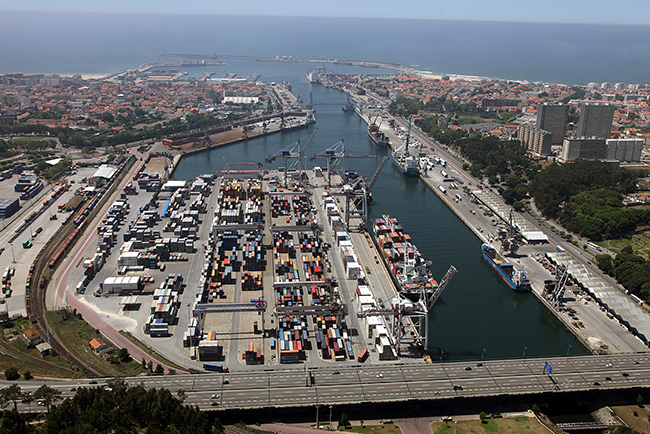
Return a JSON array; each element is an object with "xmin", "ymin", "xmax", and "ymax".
[
  {"xmin": 577, "ymin": 103, "xmax": 615, "ymax": 139},
  {"xmin": 536, "ymin": 103, "xmax": 568, "ymax": 145}
]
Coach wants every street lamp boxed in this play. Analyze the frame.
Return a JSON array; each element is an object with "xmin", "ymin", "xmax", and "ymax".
[
  {"xmin": 566, "ymin": 344, "xmax": 572, "ymax": 357},
  {"xmin": 329, "ymin": 405, "xmax": 333, "ymax": 430},
  {"xmin": 522, "ymin": 346, "xmax": 527, "ymax": 359},
  {"xmin": 10, "ymin": 243, "xmax": 15, "ymax": 263},
  {"xmin": 186, "ymin": 302, "xmax": 191, "ymax": 326},
  {"xmin": 440, "ymin": 350, "xmax": 444, "ymax": 362},
  {"xmin": 481, "ymin": 348, "xmax": 486, "ymax": 362},
  {"xmin": 454, "ymin": 421, "xmax": 457, "ymax": 434}
]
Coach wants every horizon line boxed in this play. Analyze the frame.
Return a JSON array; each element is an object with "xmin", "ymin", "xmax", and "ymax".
[{"xmin": 2, "ymin": 9, "xmax": 649, "ymax": 27}]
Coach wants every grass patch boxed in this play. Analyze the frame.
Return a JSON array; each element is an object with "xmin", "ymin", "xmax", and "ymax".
[
  {"xmin": 46, "ymin": 310, "xmax": 148, "ymax": 377},
  {"xmin": 339, "ymin": 425, "xmax": 402, "ymax": 433},
  {"xmin": 480, "ymin": 420, "xmax": 499, "ymax": 432},
  {"xmin": 432, "ymin": 416, "xmax": 546, "ymax": 434},
  {"xmin": 611, "ymin": 405, "xmax": 650, "ymax": 434},
  {"xmin": 600, "ymin": 232, "xmax": 650, "ymax": 258},
  {"xmin": 0, "ymin": 317, "xmax": 80, "ymax": 378}
]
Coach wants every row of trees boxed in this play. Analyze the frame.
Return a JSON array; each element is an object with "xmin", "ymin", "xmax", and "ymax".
[{"xmin": 0, "ymin": 379, "xmax": 224, "ymax": 433}]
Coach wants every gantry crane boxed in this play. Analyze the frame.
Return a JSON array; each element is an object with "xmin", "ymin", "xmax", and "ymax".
[
  {"xmin": 265, "ymin": 128, "xmax": 318, "ymax": 186},
  {"xmin": 357, "ymin": 265, "xmax": 457, "ymax": 356},
  {"xmin": 309, "ymin": 139, "xmax": 376, "ymax": 187}
]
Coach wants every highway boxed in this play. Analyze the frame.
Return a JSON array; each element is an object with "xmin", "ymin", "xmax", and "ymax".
[{"xmin": 12, "ymin": 352, "xmax": 649, "ymax": 413}]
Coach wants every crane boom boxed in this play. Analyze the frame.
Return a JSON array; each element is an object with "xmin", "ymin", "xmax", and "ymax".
[
  {"xmin": 426, "ymin": 265, "xmax": 457, "ymax": 308},
  {"xmin": 367, "ymin": 156, "xmax": 389, "ymax": 192}
]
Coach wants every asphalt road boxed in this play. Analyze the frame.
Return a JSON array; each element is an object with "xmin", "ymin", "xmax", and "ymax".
[{"xmin": 13, "ymin": 352, "xmax": 649, "ymax": 413}]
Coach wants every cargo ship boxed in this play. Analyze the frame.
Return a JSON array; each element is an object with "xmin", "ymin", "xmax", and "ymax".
[
  {"xmin": 391, "ymin": 146, "xmax": 419, "ymax": 177},
  {"xmin": 367, "ymin": 116, "xmax": 390, "ymax": 148},
  {"xmin": 373, "ymin": 215, "xmax": 438, "ymax": 301},
  {"xmin": 306, "ymin": 71, "xmax": 321, "ymax": 83},
  {"xmin": 391, "ymin": 118, "xmax": 419, "ymax": 177},
  {"xmin": 481, "ymin": 244, "xmax": 531, "ymax": 291}
]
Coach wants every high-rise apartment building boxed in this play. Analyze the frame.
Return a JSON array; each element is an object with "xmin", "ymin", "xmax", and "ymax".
[
  {"xmin": 605, "ymin": 138, "xmax": 644, "ymax": 162},
  {"xmin": 562, "ymin": 137, "xmax": 606, "ymax": 161},
  {"xmin": 518, "ymin": 125, "xmax": 552, "ymax": 155},
  {"xmin": 576, "ymin": 103, "xmax": 615, "ymax": 139},
  {"xmin": 536, "ymin": 103, "xmax": 568, "ymax": 145}
]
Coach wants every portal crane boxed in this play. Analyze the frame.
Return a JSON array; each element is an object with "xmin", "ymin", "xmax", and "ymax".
[
  {"xmin": 309, "ymin": 139, "xmax": 376, "ymax": 187},
  {"xmin": 357, "ymin": 265, "xmax": 457, "ymax": 356}
]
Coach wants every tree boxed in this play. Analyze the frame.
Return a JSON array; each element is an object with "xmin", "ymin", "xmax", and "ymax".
[
  {"xmin": 479, "ymin": 411, "xmax": 488, "ymax": 423},
  {"xmin": 637, "ymin": 393, "xmax": 644, "ymax": 408},
  {"xmin": 177, "ymin": 389, "xmax": 187, "ymax": 402},
  {"xmin": 142, "ymin": 358, "xmax": 147, "ymax": 369},
  {"xmin": 33, "ymin": 384, "xmax": 62, "ymax": 414},
  {"xmin": 0, "ymin": 409, "xmax": 30, "ymax": 434},
  {"xmin": 4, "ymin": 368, "xmax": 19, "ymax": 382},
  {"xmin": 154, "ymin": 364, "xmax": 164, "ymax": 375},
  {"xmin": 339, "ymin": 412, "xmax": 350, "ymax": 428},
  {"xmin": 117, "ymin": 348, "xmax": 131, "ymax": 363},
  {"xmin": 22, "ymin": 371, "xmax": 32, "ymax": 381},
  {"xmin": 147, "ymin": 361, "xmax": 153, "ymax": 372},
  {"xmin": 0, "ymin": 384, "xmax": 24, "ymax": 412}
]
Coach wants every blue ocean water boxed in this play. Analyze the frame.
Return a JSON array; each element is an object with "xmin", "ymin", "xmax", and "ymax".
[{"xmin": 2, "ymin": 11, "xmax": 650, "ymax": 85}]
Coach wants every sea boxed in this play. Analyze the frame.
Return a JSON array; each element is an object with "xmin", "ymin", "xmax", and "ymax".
[
  {"xmin": 3, "ymin": 11, "xmax": 650, "ymax": 85},
  {"xmin": 6, "ymin": 11, "xmax": 639, "ymax": 360}
]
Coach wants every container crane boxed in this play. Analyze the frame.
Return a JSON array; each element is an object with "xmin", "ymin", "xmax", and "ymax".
[
  {"xmin": 265, "ymin": 128, "xmax": 318, "ymax": 187},
  {"xmin": 357, "ymin": 265, "xmax": 457, "ymax": 356},
  {"xmin": 331, "ymin": 156, "xmax": 389, "ymax": 230},
  {"xmin": 309, "ymin": 139, "xmax": 376, "ymax": 187}
]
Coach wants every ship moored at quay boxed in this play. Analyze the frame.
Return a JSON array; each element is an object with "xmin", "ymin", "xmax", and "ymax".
[
  {"xmin": 482, "ymin": 243, "xmax": 531, "ymax": 292},
  {"xmin": 372, "ymin": 215, "xmax": 438, "ymax": 301},
  {"xmin": 367, "ymin": 116, "xmax": 390, "ymax": 148}
]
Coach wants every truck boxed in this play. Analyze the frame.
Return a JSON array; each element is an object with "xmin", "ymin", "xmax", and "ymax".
[
  {"xmin": 357, "ymin": 348, "xmax": 369, "ymax": 363},
  {"xmin": 203, "ymin": 363, "xmax": 228, "ymax": 372}
]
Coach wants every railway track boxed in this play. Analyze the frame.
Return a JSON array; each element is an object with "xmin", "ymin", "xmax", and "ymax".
[
  {"xmin": 26, "ymin": 217, "xmax": 109, "ymax": 377},
  {"xmin": 23, "ymin": 157, "xmax": 136, "ymax": 378}
]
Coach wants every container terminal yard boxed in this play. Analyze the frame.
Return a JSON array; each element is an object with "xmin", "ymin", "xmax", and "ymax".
[{"xmin": 1, "ymin": 77, "xmax": 650, "ymax": 417}]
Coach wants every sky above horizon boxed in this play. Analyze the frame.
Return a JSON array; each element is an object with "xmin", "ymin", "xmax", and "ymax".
[{"xmin": 1, "ymin": 0, "xmax": 649, "ymax": 26}]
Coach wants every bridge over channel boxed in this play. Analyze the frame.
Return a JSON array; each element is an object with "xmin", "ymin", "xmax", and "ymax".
[{"xmin": 117, "ymin": 352, "xmax": 650, "ymax": 411}]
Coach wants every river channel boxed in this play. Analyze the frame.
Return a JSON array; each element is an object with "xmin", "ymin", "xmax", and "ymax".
[{"xmin": 173, "ymin": 59, "xmax": 586, "ymax": 361}]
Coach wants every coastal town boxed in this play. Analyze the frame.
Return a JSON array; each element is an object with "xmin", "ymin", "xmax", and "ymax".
[{"xmin": 2, "ymin": 65, "xmax": 650, "ymax": 149}]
